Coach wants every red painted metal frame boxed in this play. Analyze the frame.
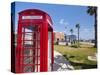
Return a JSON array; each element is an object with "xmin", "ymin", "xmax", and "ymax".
[{"xmin": 15, "ymin": 9, "xmax": 53, "ymax": 73}]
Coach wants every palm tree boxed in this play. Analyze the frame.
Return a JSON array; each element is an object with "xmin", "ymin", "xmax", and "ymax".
[
  {"xmin": 70, "ymin": 29, "xmax": 73, "ymax": 35},
  {"xmin": 70, "ymin": 29, "xmax": 73, "ymax": 44},
  {"xmin": 76, "ymin": 24, "xmax": 80, "ymax": 47},
  {"xmin": 87, "ymin": 6, "xmax": 97, "ymax": 48},
  {"xmin": 65, "ymin": 26, "xmax": 67, "ymax": 42}
]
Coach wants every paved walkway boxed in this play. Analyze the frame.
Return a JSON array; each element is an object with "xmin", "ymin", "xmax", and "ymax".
[{"xmin": 53, "ymin": 51, "xmax": 74, "ymax": 71}]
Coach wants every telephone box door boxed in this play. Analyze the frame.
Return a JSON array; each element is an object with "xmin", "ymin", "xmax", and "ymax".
[{"xmin": 19, "ymin": 25, "xmax": 40, "ymax": 72}]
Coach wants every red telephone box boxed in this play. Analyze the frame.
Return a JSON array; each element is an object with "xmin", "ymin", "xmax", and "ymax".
[{"xmin": 12, "ymin": 9, "xmax": 54, "ymax": 73}]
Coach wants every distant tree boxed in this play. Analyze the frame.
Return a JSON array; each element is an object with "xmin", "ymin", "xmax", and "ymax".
[
  {"xmin": 56, "ymin": 38, "xmax": 59, "ymax": 45},
  {"xmin": 87, "ymin": 6, "xmax": 97, "ymax": 48},
  {"xmin": 76, "ymin": 24, "xmax": 80, "ymax": 47},
  {"xmin": 70, "ymin": 29, "xmax": 74, "ymax": 44},
  {"xmin": 65, "ymin": 26, "xmax": 67, "ymax": 42},
  {"xmin": 70, "ymin": 29, "xmax": 73, "ymax": 35}
]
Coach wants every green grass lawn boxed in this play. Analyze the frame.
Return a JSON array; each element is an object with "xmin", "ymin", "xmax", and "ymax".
[{"xmin": 54, "ymin": 44, "xmax": 97, "ymax": 69}]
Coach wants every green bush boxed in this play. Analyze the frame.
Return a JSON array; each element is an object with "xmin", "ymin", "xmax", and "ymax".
[{"xmin": 70, "ymin": 44, "xmax": 78, "ymax": 48}]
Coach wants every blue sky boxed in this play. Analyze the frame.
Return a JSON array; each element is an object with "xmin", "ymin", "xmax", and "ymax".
[{"xmin": 12, "ymin": 2, "xmax": 95, "ymax": 40}]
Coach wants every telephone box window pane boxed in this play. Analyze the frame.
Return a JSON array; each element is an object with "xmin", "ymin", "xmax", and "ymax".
[
  {"xmin": 38, "ymin": 57, "xmax": 40, "ymax": 64},
  {"xmin": 34, "ymin": 65, "xmax": 40, "ymax": 72},
  {"xmin": 37, "ymin": 47, "xmax": 40, "ymax": 57},
  {"xmin": 24, "ymin": 33, "xmax": 33, "ymax": 40},
  {"xmin": 24, "ymin": 65, "xmax": 33, "ymax": 72},
  {"xmin": 25, "ymin": 28, "xmax": 33, "ymax": 32},
  {"xmin": 24, "ymin": 41, "xmax": 33, "ymax": 45},
  {"xmin": 35, "ymin": 57, "xmax": 40, "ymax": 64},
  {"xmin": 36, "ymin": 40, "xmax": 40, "ymax": 48},
  {"xmin": 35, "ymin": 48, "xmax": 40, "ymax": 56},
  {"xmin": 24, "ymin": 49, "xmax": 33, "ymax": 56},
  {"xmin": 37, "ymin": 65, "xmax": 40, "ymax": 72},
  {"xmin": 24, "ymin": 57, "xmax": 33, "ymax": 64}
]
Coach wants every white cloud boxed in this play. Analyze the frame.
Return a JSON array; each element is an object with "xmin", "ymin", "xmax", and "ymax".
[
  {"xmin": 59, "ymin": 19, "xmax": 68, "ymax": 25},
  {"xmin": 59, "ymin": 19, "xmax": 64, "ymax": 24}
]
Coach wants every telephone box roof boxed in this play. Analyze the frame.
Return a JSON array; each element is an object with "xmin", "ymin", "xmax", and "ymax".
[{"xmin": 19, "ymin": 9, "xmax": 53, "ymax": 25}]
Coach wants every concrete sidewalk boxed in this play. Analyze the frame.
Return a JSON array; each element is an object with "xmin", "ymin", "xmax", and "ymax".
[{"xmin": 53, "ymin": 51, "xmax": 74, "ymax": 71}]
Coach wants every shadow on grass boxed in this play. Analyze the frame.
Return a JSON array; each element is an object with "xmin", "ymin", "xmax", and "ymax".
[
  {"xmin": 69, "ymin": 61, "xmax": 97, "ymax": 69},
  {"xmin": 63, "ymin": 54, "xmax": 97, "ymax": 69}
]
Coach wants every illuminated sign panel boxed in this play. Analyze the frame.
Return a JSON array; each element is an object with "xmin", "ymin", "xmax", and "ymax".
[{"xmin": 22, "ymin": 16, "xmax": 43, "ymax": 19}]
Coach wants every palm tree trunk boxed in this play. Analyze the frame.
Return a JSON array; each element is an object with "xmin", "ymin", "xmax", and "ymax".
[
  {"xmin": 94, "ymin": 8, "xmax": 97, "ymax": 48},
  {"xmin": 78, "ymin": 28, "xmax": 79, "ymax": 47}
]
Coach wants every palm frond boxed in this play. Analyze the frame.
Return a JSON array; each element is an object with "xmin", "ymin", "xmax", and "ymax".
[{"xmin": 87, "ymin": 6, "xmax": 97, "ymax": 15}]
